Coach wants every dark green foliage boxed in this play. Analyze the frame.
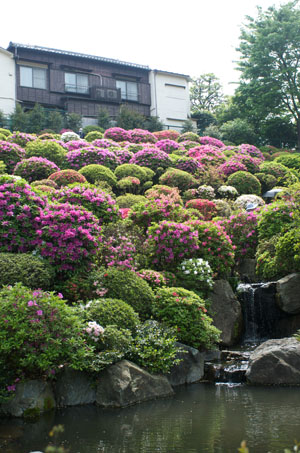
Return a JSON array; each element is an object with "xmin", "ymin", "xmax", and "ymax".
[
  {"xmin": 227, "ymin": 171, "xmax": 261, "ymax": 195},
  {"xmin": 79, "ymin": 164, "xmax": 117, "ymax": 186},
  {"xmin": 116, "ymin": 105, "xmax": 145, "ymax": 130},
  {"xmin": 116, "ymin": 194, "xmax": 147, "ymax": 208},
  {"xmin": 10, "ymin": 104, "xmax": 28, "ymax": 132},
  {"xmin": 97, "ymin": 108, "xmax": 111, "ymax": 130},
  {"xmin": 27, "ymin": 104, "xmax": 47, "ymax": 134},
  {"xmin": 65, "ymin": 113, "xmax": 82, "ymax": 132},
  {"xmin": 26, "ymin": 140, "xmax": 67, "ymax": 168},
  {"xmin": 0, "ymin": 253, "xmax": 55, "ymax": 289},
  {"xmin": 143, "ymin": 116, "xmax": 164, "ymax": 132},
  {"xmin": 220, "ymin": 119, "xmax": 258, "ymax": 145},
  {"xmin": 82, "ymin": 125, "xmax": 104, "ymax": 136},
  {"xmin": 47, "ymin": 111, "xmax": 64, "ymax": 133},
  {"xmin": 190, "ymin": 73, "xmax": 224, "ymax": 114}
]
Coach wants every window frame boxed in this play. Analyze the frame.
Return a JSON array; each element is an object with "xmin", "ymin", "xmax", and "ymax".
[
  {"xmin": 19, "ymin": 65, "xmax": 47, "ymax": 90},
  {"xmin": 116, "ymin": 79, "xmax": 138, "ymax": 102},
  {"xmin": 64, "ymin": 72, "xmax": 89, "ymax": 94}
]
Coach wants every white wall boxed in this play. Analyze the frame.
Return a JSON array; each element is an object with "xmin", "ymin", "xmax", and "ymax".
[
  {"xmin": 150, "ymin": 71, "xmax": 191, "ymax": 130},
  {"xmin": 0, "ymin": 48, "xmax": 16, "ymax": 115}
]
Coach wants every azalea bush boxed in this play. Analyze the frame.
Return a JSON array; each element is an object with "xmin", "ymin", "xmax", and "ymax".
[
  {"xmin": 85, "ymin": 131, "xmax": 104, "ymax": 142},
  {"xmin": 217, "ymin": 185, "xmax": 238, "ymax": 199},
  {"xmin": 159, "ymin": 168, "xmax": 198, "ymax": 192},
  {"xmin": 135, "ymin": 269, "xmax": 167, "ymax": 290},
  {"xmin": 66, "ymin": 147, "xmax": 119, "ymax": 170},
  {"xmin": 152, "ymin": 287, "xmax": 220, "ymax": 350},
  {"xmin": 173, "ymin": 156, "xmax": 203, "ymax": 174},
  {"xmin": 153, "ymin": 130, "xmax": 180, "ymax": 141},
  {"xmin": 229, "ymin": 154, "xmax": 260, "ymax": 174},
  {"xmin": 116, "ymin": 193, "xmax": 147, "ymax": 208},
  {"xmin": 155, "ymin": 139, "xmax": 183, "ymax": 153},
  {"xmin": 114, "ymin": 163, "xmax": 151, "ymax": 183},
  {"xmin": 104, "ymin": 127, "xmax": 130, "ymax": 142},
  {"xmin": 26, "ymin": 140, "xmax": 67, "ymax": 168},
  {"xmin": 129, "ymin": 147, "xmax": 171, "ymax": 171},
  {"xmin": 128, "ymin": 128, "xmax": 157, "ymax": 144},
  {"xmin": 129, "ymin": 196, "xmax": 184, "ymax": 230},
  {"xmin": 97, "ymin": 226, "xmax": 138, "ymax": 270},
  {"xmin": 0, "ymin": 141, "xmax": 26, "ymax": 173},
  {"xmin": 60, "ymin": 131, "xmax": 80, "ymax": 142},
  {"xmin": 92, "ymin": 138, "xmax": 119, "ymax": 148},
  {"xmin": 238, "ymin": 144, "xmax": 264, "ymax": 160},
  {"xmin": 145, "ymin": 185, "xmax": 182, "ymax": 204},
  {"xmin": 188, "ymin": 145, "xmax": 226, "ymax": 166},
  {"xmin": 199, "ymin": 136, "xmax": 224, "ymax": 147},
  {"xmin": 79, "ymin": 164, "xmax": 117, "ymax": 186},
  {"xmin": 112, "ymin": 147, "xmax": 133, "ymax": 164},
  {"xmin": 65, "ymin": 140, "xmax": 89, "ymax": 151},
  {"xmin": 48, "ymin": 169, "xmax": 87, "ymax": 186},
  {"xmin": 234, "ymin": 194, "xmax": 265, "ymax": 210},
  {"xmin": 227, "ymin": 171, "xmax": 261, "ymax": 195},
  {"xmin": 178, "ymin": 132, "xmax": 200, "ymax": 143},
  {"xmin": 176, "ymin": 257, "xmax": 214, "ymax": 295},
  {"xmin": 7, "ymin": 132, "xmax": 36, "ymax": 147},
  {"xmin": 217, "ymin": 160, "xmax": 247, "ymax": 177},
  {"xmin": 14, "ymin": 157, "xmax": 59, "ymax": 182},
  {"xmin": 257, "ymin": 200, "xmax": 295, "ymax": 240},
  {"xmin": 185, "ymin": 199, "xmax": 217, "ymax": 220}
]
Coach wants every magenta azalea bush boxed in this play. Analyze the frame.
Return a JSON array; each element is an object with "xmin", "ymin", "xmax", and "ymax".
[
  {"xmin": 199, "ymin": 136, "xmax": 225, "ymax": 148},
  {"xmin": 130, "ymin": 148, "xmax": 171, "ymax": 171},
  {"xmin": 7, "ymin": 132, "xmax": 36, "ymax": 147},
  {"xmin": 0, "ymin": 141, "xmax": 26, "ymax": 173},
  {"xmin": 14, "ymin": 157, "xmax": 59, "ymax": 182},
  {"xmin": 155, "ymin": 139, "xmax": 183, "ymax": 153},
  {"xmin": 238, "ymin": 144, "xmax": 264, "ymax": 160},
  {"xmin": 92, "ymin": 138, "xmax": 119, "ymax": 148},
  {"xmin": 128, "ymin": 129, "xmax": 157, "ymax": 144},
  {"xmin": 217, "ymin": 160, "xmax": 248, "ymax": 177},
  {"xmin": 0, "ymin": 176, "xmax": 45, "ymax": 253},
  {"xmin": 135, "ymin": 269, "xmax": 167, "ymax": 290},
  {"xmin": 32, "ymin": 202, "xmax": 102, "ymax": 272},
  {"xmin": 153, "ymin": 130, "xmax": 180, "ymax": 141},
  {"xmin": 104, "ymin": 127, "xmax": 130, "ymax": 142},
  {"xmin": 66, "ymin": 147, "xmax": 119, "ymax": 170},
  {"xmin": 229, "ymin": 154, "xmax": 260, "ymax": 174},
  {"xmin": 146, "ymin": 221, "xmax": 199, "ymax": 269},
  {"xmin": 173, "ymin": 156, "xmax": 203, "ymax": 174},
  {"xmin": 188, "ymin": 146, "xmax": 226, "ymax": 166},
  {"xmin": 112, "ymin": 148, "xmax": 133, "ymax": 164},
  {"xmin": 98, "ymin": 231, "xmax": 137, "ymax": 270},
  {"xmin": 65, "ymin": 140, "xmax": 90, "ymax": 151},
  {"xmin": 48, "ymin": 169, "xmax": 87, "ymax": 186}
]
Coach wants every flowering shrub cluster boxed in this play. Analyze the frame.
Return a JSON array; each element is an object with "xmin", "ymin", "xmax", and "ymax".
[
  {"xmin": 229, "ymin": 154, "xmax": 261, "ymax": 174},
  {"xmin": 199, "ymin": 136, "xmax": 224, "ymax": 148},
  {"xmin": 128, "ymin": 128, "xmax": 157, "ymax": 144},
  {"xmin": 129, "ymin": 196, "xmax": 183, "ymax": 230},
  {"xmin": 188, "ymin": 145, "xmax": 226, "ymax": 166},
  {"xmin": 217, "ymin": 185, "xmax": 238, "ymax": 199},
  {"xmin": 129, "ymin": 147, "xmax": 171, "ymax": 171},
  {"xmin": 178, "ymin": 132, "xmax": 200, "ymax": 143},
  {"xmin": 227, "ymin": 171, "xmax": 261, "ymax": 195},
  {"xmin": 104, "ymin": 127, "xmax": 130, "ymax": 142},
  {"xmin": 67, "ymin": 147, "xmax": 119, "ymax": 170},
  {"xmin": 98, "ymin": 230, "xmax": 137, "ymax": 270},
  {"xmin": 32, "ymin": 202, "xmax": 102, "ymax": 272},
  {"xmin": 185, "ymin": 199, "xmax": 217, "ymax": 220},
  {"xmin": 176, "ymin": 258, "xmax": 213, "ymax": 293},
  {"xmin": 136, "ymin": 269, "xmax": 167, "ymax": 290},
  {"xmin": 60, "ymin": 131, "xmax": 80, "ymax": 142},
  {"xmin": 159, "ymin": 168, "xmax": 197, "ymax": 192},
  {"xmin": 117, "ymin": 176, "xmax": 140, "ymax": 193},
  {"xmin": 112, "ymin": 148, "xmax": 133, "ymax": 164},
  {"xmin": 155, "ymin": 139, "xmax": 183, "ymax": 153},
  {"xmin": 79, "ymin": 164, "xmax": 117, "ymax": 186},
  {"xmin": 146, "ymin": 221, "xmax": 199, "ymax": 269},
  {"xmin": 0, "ymin": 141, "xmax": 26, "ymax": 172},
  {"xmin": 174, "ymin": 156, "xmax": 203, "ymax": 174},
  {"xmin": 92, "ymin": 138, "xmax": 119, "ymax": 148},
  {"xmin": 217, "ymin": 160, "xmax": 247, "ymax": 177},
  {"xmin": 65, "ymin": 140, "xmax": 90, "ymax": 151},
  {"xmin": 153, "ymin": 130, "xmax": 180, "ymax": 141},
  {"xmin": 26, "ymin": 140, "xmax": 67, "ymax": 167},
  {"xmin": 85, "ymin": 131, "xmax": 103, "ymax": 142},
  {"xmin": 52, "ymin": 185, "xmax": 119, "ymax": 223},
  {"xmin": 85, "ymin": 321, "xmax": 105, "ymax": 342},
  {"xmin": 0, "ymin": 177, "xmax": 45, "ymax": 253},
  {"xmin": 145, "ymin": 185, "xmax": 182, "ymax": 204},
  {"xmin": 14, "ymin": 157, "xmax": 59, "ymax": 182},
  {"xmin": 234, "ymin": 194, "xmax": 265, "ymax": 210},
  {"xmin": 48, "ymin": 169, "xmax": 87, "ymax": 186},
  {"xmin": 7, "ymin": 132, "xmax": 36, "ymax": 147}
]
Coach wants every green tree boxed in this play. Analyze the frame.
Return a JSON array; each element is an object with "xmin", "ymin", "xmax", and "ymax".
[
  {"xmin": 236, "ymin": 1, "xmax": 300, "ymax": 149},
  {"xmin": 181, "ymin": 119, "xmax": 196, "ymax": 133},
  {"xmin": 191, "ymin": 111, "xmax": 216, "ymax": 134},
  {"xmin": 220, "ymin": 118, "xmax": 258, "ymax": 145},
  {"xmin": 260, "ymin": 116, "xmax": 297, "ymax": 148},
  {"xmin": 65, "ymin": 113, "xmax": 82, "ymax": 132},
  {"xmin": 97, "ymin": 108, "xmax": 111, "ymax": 130},
  {"xmin": 27, "ymin": 103, "xmax": 46, "ymax": 134},
  {"xmin": 190, "ymin": 73, "xmax": 224, "ymax": 114},
  {"xmin": 47, "ymin": 111, "xmax": 64, "ymax": 133},
  {"xmin": 116, "ymin": 105, "xmax": 145, "ymax": 130},
  {"xmin": 143, "ymin": 115, "xmax": 164, "ymax": 132},
  {"xmin": 0, "ymin": 110, "xmax": 6, "ymax": 128},
  {"xmin": 10, "ymin": 104, "xmax": 28, "ymax": 132}
]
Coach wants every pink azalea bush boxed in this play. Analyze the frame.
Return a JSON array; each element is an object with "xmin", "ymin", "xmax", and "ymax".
[
  {"xmin": 217, "ymin": 160, "xmax": 248, "ymax": 177},
  {"xmin": 98, "ymin": 231, "xmax": 137, "ymax": 270},
  {"xmin": 238, "ymin": 144, "xmax": 264, "ymax": 160},
  {"xmin": 92, "ymin": 138, "xmax": 119, "ymax": 148},
  {"xmin": 185, "ymin": 199, "xmax": 218, "ymax": 221},
  {"xmin": 14, "ymin": 157, "xmax": 59, "ymax": 182},
  {"xmin": 112, "ymin": 148, "xmax": 133, "ymax": 164},
  {"xmin": 188, "ymin": 145, "xmax": 226, "ymax": 166},
  {"xmin": 66, "ymin": 147, "xmax": 119, "ymax": 170},
  {"xmin": 155, "ymin": 139, "xmax": 183, "ymax": 153},
  {"xmin": 65, "ymin": 140, "xmax": 90, "ymax": 151},
  {"xmin": 199, "ymin": 136, "xmax": 225, "ymax": 148},
  {"xmin": 129, "ymin": 148, "xmax": 171, "ymax": 171},
  {"xmin": 0, "ymin": 176, "xmax": 45, "ymax": 253},
  {"xmin": 128, "ymin": 129, "xmax": 157, "ymax": 144},
  {"xmin": 104, "ymin": 127, "xmax": 130, "ymax": 142},
  {"xmin": 7, "ymin": 132, "xmax": 36, "ymax": 147},
  {"xmin": 52, "ymin": 185, "xmax": 119, "ymax": 224},
  {"xmin": 153, "ymin": 130, "xmax": 180, "ymax": 141},
  {"xmin": 136, "ymin": 269, "xmax": 167, "ymax": 290},
  {"xmin": 0, "ymin": 141, "xmax": 26, "ymax": 173},
  {"xmin": 173, "ymin": 156, "xmax": 203, "ymax": 174},
  {"xmin": 32, "ymin": 202, "xmax": 102, "ymax": 272},
  {"xmin": 229, "ymin": 154, "xmax": 260, "ymax": 174},
  {"xmin": 48, "ymin": 169, "xmax": 87, "ymax": 186}
]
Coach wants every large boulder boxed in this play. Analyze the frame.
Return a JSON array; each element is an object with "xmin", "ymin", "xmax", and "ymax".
[
  {"xmin": 96, "ymin": 360, "xmax": 174, "ymax": 407},
  {"xmin": 0, "ymin": 380, "xmax": 55, "ymax": 417},
  {"xmin": 246, "ymin": 337, "xmax": 300, "ymax": 385},
  {"xmin": 276, "ymin": 273, "xmax": 300, "ymax": 314},
  {"xmin": 209, "ymin": 279, "xmax": 242, "ymax": 346},
  {"xmin": 54, "ymin": 368, "xmax": 96, "ymax": 407},
  {"xmin": 167, "ymin": 343, "xmax": 205, "ymax": 386},
  {"xmin": 237, "ymin": 258, "xmax": 259, "ymax": 283}
]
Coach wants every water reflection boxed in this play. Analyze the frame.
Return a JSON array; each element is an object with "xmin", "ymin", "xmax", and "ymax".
[{"xmin": 1, "ymin": 384, "xmax": 299, "ymax": 453}]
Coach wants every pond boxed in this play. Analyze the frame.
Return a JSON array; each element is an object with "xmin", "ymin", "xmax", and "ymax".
[{"xmin": 1, "ymin": 383, "xmax": 300, "ymax": 453}]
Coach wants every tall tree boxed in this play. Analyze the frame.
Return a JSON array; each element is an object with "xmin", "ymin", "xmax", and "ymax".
[
  {"xmin": 236, "ymin": 1, "xmax": 300, "ymax": 148},
  {"xmin": 190, "ymin": 73, "xmax": 224, "ymax": 114}
]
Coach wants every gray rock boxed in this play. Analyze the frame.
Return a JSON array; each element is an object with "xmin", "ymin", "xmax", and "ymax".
[
  {"xmin": 237, "ymin": 258, "xmax": 259, "ymax": 283},
  {"xmin": 54, "ymin": 368, "xmax": 96, "ymax": 407},
  {"xmin": 276, "ymin": 273, "xmax": 300, "ymax": 314},
  {"xmin": 96, "ymin": 360, "xmax": 174, "ymax": 407},
  {"xmin": 246, "ymin": 337, "xmax": 300, "ymax": 385},
  {"xmin": 209, "ymin": 279, "xmax": 242, "ymax": 346},
  {"xmin": 0, "ymin": 380, "xmax": 55, "ymax": 417},
  {"xmin": 167, "ymin": 343, "xmax": 205, "ymax": 386}
]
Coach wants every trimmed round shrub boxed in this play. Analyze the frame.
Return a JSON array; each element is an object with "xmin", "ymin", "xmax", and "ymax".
[
  {"xmin": 176, "ymin": 258, "xmax": 214, "ymax": 295},
  {"xmin": 32, "ymin": 184, "xmax": 56, "ymax": 194},
  {"xmin": 104, "ymin": 127, "xmax": 130, "ymax": 142},
  {"xmin": 83, "ymin": 298, "xmax": 140, "ymax": 332},
  {"xmin": 136, "ymin": 269, "xmax": 167, "ymax": 290},
  {"xmin": 238, "ymin": 144, "xmax": 264, "ymax": 160},
  {"xmin": 129, "ymin": 197, "xmax": 184, "ymax": 230},
  {"xmin": 115, "ymin": 163, "xmax": 149, "ymax": 182},
  {"xmin": 112, "ymin": 147, "xmax": 133, "ymax": 164},
  {"xmin": 153, "ymin": 130, "xmax": 180, "ymax": 141},
  {"xmin": 116, "ymin": 176, "xmax": 140, "ymax": 193},
  {"xmin": 229, "ymin": 154, "xmax": 260, "ymax": 174},
  {"xmin": 116, "ymin": 194, "xmax": 147, "ymax": 208},
  {"xmin": 174, "ymin": 156, "xmax": 203, "ymax": 174},
  {"xmin": 217, "ymin": 185, "xmax": 238, "ymax": 199},
  {"xmin": 65, "ymin": 140, "xmax": 90, "ymax": 151},
  {"xmin": 26, "ymin": 140, "xmax": 67, "ymax": 168},
  {"xmin": 48, "ymin": 169, "xmax": 86, "ymax": 186},
  {"xmin": 89, "ymin": 267, "xmax": 155, "ymax": 318},
  {"xmin": 129, "ymin": 148, "xmax": 171, "ymax": 171},
  {"xmin": 67, "ymin": 147, "xmax": 119, "ymax": 170},
  {"xmin": 0, "ymin": 176, "xmax": 45, "ymax": 253},
  {"xmin": 145, "ymin": 185, "xmax": 182, "ymax": 204},
  {"xmin": 213, "ymin": 199, "xmax": 232, "ymax": 217},
  {"xmin": 0, "ymin": 141, "xmax": 26, "ymax": 173},
  {"xmin": 14, "ymin": 157, "xmax": 59, "ymax": 182},
  {"xmin": 199, "ymin": 136, "xmax": 225, "ymax": 147},
  {"xmin": 227, "ymin": 171, "xmax": 261, "ymax": 195},
  {"xmin": 185, "ymin": 199, "xmax": 217, "ymax": 220},
  {"xmin": 0, "ymin": 134, "xmax": 6, "ymax": 141},
  {"xmin": 275, "ymin": 153, "xmax": 300, "ymax": 171},
  {"xmin": 31, "ymin": 179, "xmax": 58, "ymax": 189},
  {"xmin": 234, "ymin": 194, "xmax": 265, "ymax": 210},
  {"xmin": 61, "ymin": 131, "xmax": 80, "ymax": 142},
  {"xmin": 85, "ymin": 131, "xmax": 104, "ymax": 142},
  {"xmin": 7, "ymin": 132, "xmax": 36, "ymax": 147},
  {"xmin": 32, "ymin": 202, "xmax": 102, "ymax": 272},
  {"xmin": 257, "ymin": 200, "xmax": 294, "ymax": 241},
  {"xmin": 155, "ymin": 139, "xmax": 183, "ymax": 153},
  {"xmin": 159, "ymin": 168, "xmax": 198, "ymax": 192},
  {"xmin": 275, "ymin": 227, "xmax": 300, "ymax": 274},
  {"xmin": 254, "ymin": 172, "xmax": 277, "ymax": 193},
  {"xmin": 195, "ymin": 185, "xmax": 215, "ymax": 200},
  {"xmin": 178, "ymin": 132, "xmax": 200, "ymax": 143},
  {"xmin": 258, "ymin": 161, "xmax": 296, "ymax": 186},
  {"xmin": 128, "ymin": 129, "xmax": 157, "ymax": 144},
  {"xmin": 79, "ymin": 164, "xmax": 117, "ymax": 186},
  {"xmin": 152, "ymin": 287, "xmax": 220, "ymax": 350},
  {"xmin": 92, "ymin": 138, "xmax": 119, "ymax": 148},
  {"xmin": 0, "ymin": 128, "xmax": 11, "ymax": 138},
  {"xmin": 53, "ymin": 185, "xmax": 119, "ymax": 224},
  {"xmin": 0, "ymin": 253, "xmax": 55, "ymax": 289},
  {"xmin": 217, "ymin": 160, "xmax": 248, "ymax": 177},
  {"xmin": 188, "ymin": 145, "xmax": 226, "ymax": 166}
]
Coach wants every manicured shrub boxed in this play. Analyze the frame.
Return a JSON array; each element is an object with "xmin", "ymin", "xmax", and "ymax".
[
  {"xmin": 129, "ymin": 197, "xmax": 184, "ymax": 230},
  {"xmin": 112, "ymin": 147, "xmax": 133, "ymax": 164},
  {"xmin": 92, "ymin": 138, "xmax": 119, "ymax": 148},
  {"xmin": 173, "ymin": 156, "xmax": 203, "ymax": 174},
  {"xmin": 26, "ymin": 140, "xmax": 67, "ymax": 168},
  {"xmin": 0, "ymin": 141, "xmax": 26, "ymax": 172},
  {"xmin": 0, "ymin": 253, "xmax": 55, "ymax": 289},
  {"xmin": 14, "ymin": 157, "xmax": 59, "ymax": 182},
  {"xmin": 60, "ymin": 131, "xmax": 80, "ymax": 142},
  {"xmin": 32, "ymin": 202, "xmax": 102, "ymax": 272},
  {"xmin": 32, "ymin": 184, "xmax": 56, "ymax": 194},
  {"xmin": 82, "ymin": 298, "xmax": 140, "ymax": 332},
  {"xmin": 136, "ymin": 269, "xmax": 167, "ymax": 290},
  {"xmin": 114, "ymin": 163, "xmax": 150, "ymax": 182},
  {"xmin": 0, "ymin": 161, "xmax": 6, "ymax": 174},
  {"xmin": 258, "ymin": 161, "xmax": 297, "ymax": 186},
  {"xmin": 97, "ymin": 226, "xmax": 138, "ymax": 270},
  {"xmin": 153, "ymin": 130, "xmax": 180, "ymax": 141},
  {"xmin": 7, "ymin": 132, "xmax": 36, "ymax": 147},
  {"xmin": 188, "ymin": 145, "xmax": 226, "ymax": 166},
  {"xmin": 65, "ymin": 140, "xmax": 90, "ymax": 151},
  {"xmin": 199, "ymin": 136, "xmax": 225, "ymax": 147},
  {"xmin": 0, "ymin": 133, "xmax": 6, "ymax": 141},
  {"xmin": 116, "ymin": 194, "xmax": 147, "ymax": 208},
  {"xmin": 48, "ymin": 169, "xmax": 86, "ymax": 186},
  {"xmin": 227, "ymin": 171, "xmax": 261, "ymax": 195},
  {"xmin": 0, "ymin": 128, "xmax": 11, "ymax": 138},
  {"xmin": 275, "ymin": 153, "xmax": 300, "ymax": 171},
  {"xmin": 85, "ymin": 131, "xmax": 104, "ymax": 142},
  {"xmin": 275, "ymin": 227, "xmax": 300, "ymax": 275},
  {"xmin": 176, "ymin": 258, "xmax": 213, "ymax": 295},
  {"xmin": 67, "ymin": 147, "xmax": 119, "ymax": 170},
  {"xmin": 159, "ymin": 168, "xmax": 198, "ymax": 192},
  {"xmin": 234, "ymin": 194, "xmax": 265, "ymax": 210},
  {"xmin": 0, "ymin": 176, "xmax": 45, "ymax": 253},
  {"xmin": 146, "ymin": 220, "xmax": 199, "ymax": 270},
  {"xmin": 257, "ymin": 201, "xmax": 294, "ymax": 240},
  {"xmin": 88, "ymin": 267, "xmax": 155, "ymax": 318},
  {"xmin": 128, "ymin": 128, "xmax": 157, "ymax": 144},
  {"xmin": 213, "ymin": 199, "xmax": 232, "ymax": 217},
  {"xmin": 78, "ymin": 164, "xmax": 116, "ymax": 186},
  {"xmin": 104, "ymin": 127, "xmax": 130, "ymax": 142},
  {"xmin": 229, "ymin": 154, "xmax": 260, "ymax": 174},
  {"xmin": 31, "ymin": 179, "xmax": 58, "ymax": 188},
  {"xmin": 152, "ymin": 287, "xmax": 220, "ymax": 350},
  {"xmin": 238, "ymin": 144, "xmax": 264, "ymax": 160},
  {"xmin": 217, "ymin": 160, "xmax": 248, "ymax": 177},
  {"xmin": 129, "ymin": 148, "xmax": 171, "ymax": 172},
  {"xmin": 254, "ymin": 172, "xmax": 277, "ymax": 193},
  {"xmin": 185, "ymin": 199, "xmax": 217, "ymax": 220},
  {"xmin": 145, "ymin": 184, "xmax": 182, "ymax": 204},
  {"xmin": 116, "ymin": 176, "xmax": 140, "ymax": 193},
  {"xmin": 155, "ymin": 139, "xmax": 183, "ymax": 153},
  {"xmin": 178, "ymin": 132, "xmax": 200, "ymax": 143},
  {"xmin": 217, "ymin": 185, "xmax": 238, "ymax": 199}
]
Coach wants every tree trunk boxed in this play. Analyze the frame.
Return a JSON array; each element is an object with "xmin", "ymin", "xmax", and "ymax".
[{"xmin": 297, "ymin": 118, "xmax": 300, "ymax": 152}]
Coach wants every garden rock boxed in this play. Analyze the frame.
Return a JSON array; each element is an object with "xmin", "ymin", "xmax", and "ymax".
[
  {"xmin": 246, "ymin": 337, "xmax": 300, "ymax": 385},
  {"xmin": 237, "ymin": 258, "xmax": 259, "ymax": 283},
  {"xmin": 0, "ymin": 380, "xmax": 55, "ymax": 417},
  {"xmin": 167, "ymin": 343, "xmax": 205, "ymax": 386},
  {"xmin": 209, "ymin": 280, "xmax": 242, "ymax": 346},
  {"xmin": 54, "ymin": 368, "xmax": 96, "ymax": 407},
  {"xmin": 276, "ymin": 273, "xmax": 300, "ymax": 314},
  {"xmin": 96, "ymin": 360, "xmax": 174, "ymax": 407}
]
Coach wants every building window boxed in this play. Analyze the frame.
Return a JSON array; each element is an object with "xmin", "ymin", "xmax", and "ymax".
[
  {"xmin": 65, "ymin": 73, "xmax": 89, "ymax": 94},
  {"xmin": 116, "ymin": 80, "xmax": 138, "ymax": 101},
  {"xmin": 20, "ymin": 66, "xmax": 47, "ymax": 89}
]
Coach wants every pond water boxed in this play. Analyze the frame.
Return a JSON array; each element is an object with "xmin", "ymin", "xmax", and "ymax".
[{"xmin": 1, "ymin": 383, "xmax": 300, "ymax": 453}]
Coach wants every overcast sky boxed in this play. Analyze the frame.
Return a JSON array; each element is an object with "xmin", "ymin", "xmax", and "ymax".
[{"xmin": 2, "ymin": 0, "xmax": 288, "ymax": 95}]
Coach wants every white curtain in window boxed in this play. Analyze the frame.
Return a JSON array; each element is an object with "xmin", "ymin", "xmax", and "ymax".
[
  {"xmin": 127, "ymin": 82, "xmax": 138, "ymax": 101},
  {"xmin": 33, "ymin": 68, "xmax": 46, "ymax": 89},
  {"xmin": 116, "ymin": 80, "xmax": 127, "ymax": 99},
  {"xmin": 20, "ymin": 66, "xmax": 33, "ymax": 87},
  {"xmin": 77, "ymin": 74, "xmax": 89, "ymax": 94}
]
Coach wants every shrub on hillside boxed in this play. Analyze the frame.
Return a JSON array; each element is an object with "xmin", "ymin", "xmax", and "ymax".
[
  {"xmin": 79, "ymin": 164, "xmax": 117, "ymax": 186},
  {"xmin": 67, "ymin": 147, "xmax": 119, "ymax": 170},
  {"xmin": 26, "ymin": 140, "xmax": 67, "ymax": 167},
  {"xmin": 185, "ymin": 199, "xmax": 217, "ymax": 220},
  {"xmin": 130, "ymin": 148, "xmax": 171, "ymax": 172},
  {"xmin": 61, "ymin": 131, "xmax": 80, "ymax": 142},
  {"xmin": 159, "ymin": 168, "xmax": 198, "ymax": 192},
  {"xmin": 173, "ymin": 156, "xmax": 203, "ymax": 174},
  {"xmin": 48, "ymin": 169, "xmax": 86, "ymax": 186},
  {"xmin": 258, "ymin": 161, "xmax": 297, "ymax": 186},
  {"xmin": 115, "ymin": 163, "xmax": 150, "ymax": 182},
  {"xmin": 129, "ymin": 197, "xmax": 184, "ymax": 231},
  {"xmin": 116, "ymin": 194, "xmax": 147, "ymax": 208},
  {"xmin": 0, "ymin": 141, "xmax": 26, "ymax": 172},
  {"xmin": 65, "ymin": 140, "xmax": 90, "ymax": 151},
  {"xmin": 128, "ymin": 128, "xmax": 157, "ymax": 144},
  {"xmin": 199, "ymin": 136, "xmax": 225, "ymax": 147},
  {"xmin": 178, "ymin": 132, "xmax": 200, "ymax": 143},
  {"xmin": 155, "ymin": 139, "xmax": 183, "ymax": 153},
  {"xmin": 7, "ymin": 132, "xmax": 36, "ymax": 147},
  {"xmin": 85, "ymin": 131, "xmax": 104, "ymax": 142},
  {"xmin": 14, "ymin": 157, "xmax": 59, "ymax": 182},
  {"xmin": 104, "ymin": 127, "xmax": 130, "ymax": 142},
  {"xmin": 176, "ymin": 257, "xmax": 214, "ymax": 295},
  {"xmin": 257, "ymin": 201, "xmax": 294, "ymax": 241},
  {"xmin": 226, "ymin": 171, "xmax": 261, "ymax": 195},
  {"xmin": 153, "ymin": 130, "xmax": 180, "ymax": 141}
]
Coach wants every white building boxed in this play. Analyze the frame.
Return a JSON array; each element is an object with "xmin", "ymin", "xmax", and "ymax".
[
  {"xmin": 0, "ymin": 47, "xmax": 16, "ymax": 116},
  {"xmin": 149, "ymin": 69, "xmax": 193, "ymax": 131}
]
